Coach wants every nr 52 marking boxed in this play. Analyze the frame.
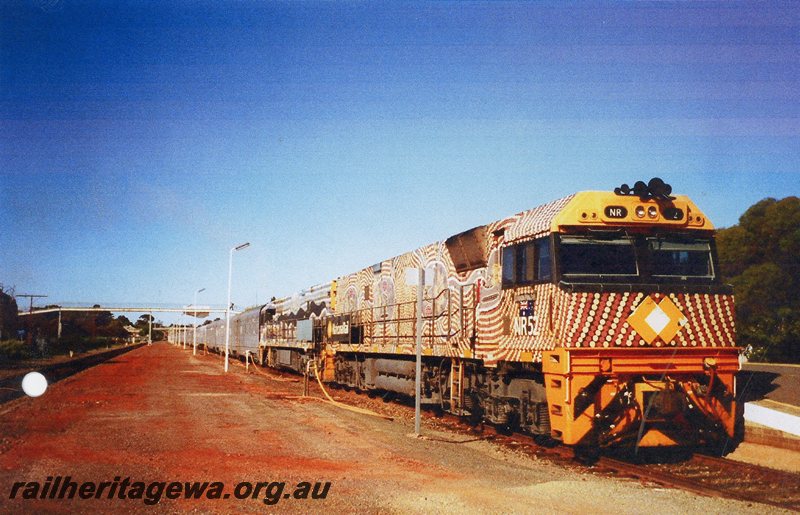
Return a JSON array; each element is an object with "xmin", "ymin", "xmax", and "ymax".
[
  {"xmin": 506, "ymin": 298, "xmax": 539, "ymax": 336},
  {"xmin": 513, "ymin": 315, "xmax": 539, "ymax": 336}
]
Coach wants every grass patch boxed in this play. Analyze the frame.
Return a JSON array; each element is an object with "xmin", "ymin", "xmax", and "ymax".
[{"xmin": 0, "ymin": 337, "xmax": 127, "ymax": 363}]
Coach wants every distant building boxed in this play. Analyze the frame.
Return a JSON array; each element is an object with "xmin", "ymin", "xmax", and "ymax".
[
  {"xmin": 0, "ymin": 287, "xmax": 19, "ymax": 341},
  {"xmin": 124, "ymin": 325, "xmax": 141, "ymax": 343}
]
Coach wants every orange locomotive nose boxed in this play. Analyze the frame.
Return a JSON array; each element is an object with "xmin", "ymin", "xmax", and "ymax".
[{"xmin": 542, "ymin": 347, "xmax": 740, "ymax": 450}]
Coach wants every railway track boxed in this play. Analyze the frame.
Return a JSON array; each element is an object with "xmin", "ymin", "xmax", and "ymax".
[
  {"xmin": 489, "ymin": 424, "xmax": 799, "ymax": 511},
  {"xmin": 613, "ymin": 453, "xmax": 800, "ymax": 511},
  {"xmin": 0, "ymin": 343, "xmax": 145, "ymax": 405},
  {"xmin": 494, "ymin": 427, "xmax": 800, "ymax": 511},
  {"xmin": 459, "ymin": 417, "xmax": 800, "ymax": 511}
]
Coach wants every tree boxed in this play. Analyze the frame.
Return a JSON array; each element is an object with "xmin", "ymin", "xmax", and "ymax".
[
  {"xmin": 134, "ymin": 314, "xmax": 158, "ymax": 339},
  {"xmin": 136, "ymin": 314, "xmax": 155, "ymax": 326},
  {"xmin": 95, "ymin": 309, "xmax": 114, "ymax": 327},
  {"xmin": 717, "ymin": 197, "xmax": 800, "ymax": 363}
]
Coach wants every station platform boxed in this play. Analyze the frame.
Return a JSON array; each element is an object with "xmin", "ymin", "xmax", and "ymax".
[{"xmin": 738, "ymin": 363, "xmax": 800, "ymax": 451}]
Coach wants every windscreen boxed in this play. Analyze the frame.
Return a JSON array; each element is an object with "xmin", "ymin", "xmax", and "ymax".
[
  {"xmin": 648, "ymin": 238, "xmax": 713, "ymax": 278},
  {"xmin": 559, "ymin": 236, "xmax": 638, "ymax": 277},
  {"xmin": 557, "ymin": 233, "xmax": 716, "ymax": 283}
]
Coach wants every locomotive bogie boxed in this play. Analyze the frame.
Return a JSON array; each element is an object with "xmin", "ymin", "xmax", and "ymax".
[
  {"xmin": 331, "ymin": 353, "xmax": 446, "ymax": 404},
  {"xmin": 265, "ymin": 347, "xmax": 310, "ymax": 374},
  {"xmin": 459, "ymin": 361, "xmax": 551, "ymax": 435}
]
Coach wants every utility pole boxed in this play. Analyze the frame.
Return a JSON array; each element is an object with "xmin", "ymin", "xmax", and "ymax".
[
  {"xmin": 225, "ymin": 242, "xmax": 250, "ymax": 372},
  {"xmin": 17, "ymin": 294, "xmax": 47, "ymax": 344},
  {"xmin": 17, "ymin": 293, "xmax": 48, "ymax": 314},
  {"xmin": 193, "ymin": 287, "xmax": 205, "ymax": 356},
  {"xmin": 415, "ymin": 267, "xmax": 426, "ymax": 437}
]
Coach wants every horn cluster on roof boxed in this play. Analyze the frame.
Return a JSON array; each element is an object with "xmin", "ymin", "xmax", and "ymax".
[{"xmin": 614, "ymin": 177, "xmax": 675, "ymax": 201}]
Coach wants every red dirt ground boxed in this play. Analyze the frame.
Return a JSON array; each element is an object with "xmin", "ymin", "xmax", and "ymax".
[{"xmin": 0, "ymin": 343, "xmax": 774, "ymax": 513}]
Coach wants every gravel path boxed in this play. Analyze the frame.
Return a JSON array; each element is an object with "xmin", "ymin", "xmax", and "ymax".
[{"xmin": 0, "ymin": 343, "xmax": 783, "ymax": 513}]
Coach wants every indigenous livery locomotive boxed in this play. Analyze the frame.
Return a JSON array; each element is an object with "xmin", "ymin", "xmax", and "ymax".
[{"xmin": 194, "ymin": 179, "xmax": 741, "ymax": 453}]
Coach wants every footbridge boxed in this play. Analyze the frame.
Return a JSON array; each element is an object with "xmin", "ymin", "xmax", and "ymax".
[
  {"xmin": 18, "ymin": 306, "xmax": 229, "ymax": 317},
  {"xmin": 17, "ymin": 305, "xmax": 237, "ymax": 344}
]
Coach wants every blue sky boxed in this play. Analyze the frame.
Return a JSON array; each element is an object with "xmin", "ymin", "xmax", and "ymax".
[{"xmin": 1, "ymin": 1, "xmax": 798, "ymax": 322}]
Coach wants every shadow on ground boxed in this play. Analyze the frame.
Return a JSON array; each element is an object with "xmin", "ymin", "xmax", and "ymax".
[{"xmin": 736, "ymin": 370, "xmax": 779, "ymax": 403}]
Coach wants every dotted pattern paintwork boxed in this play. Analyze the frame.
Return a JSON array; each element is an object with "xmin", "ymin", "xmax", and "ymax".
[
  {"xmin": 275, "ymin": 192, "xmax": 736, "ymax": 369},
  {"xmin": 484, "ymin": 287, "xmax": 736, "ymax": 366}
]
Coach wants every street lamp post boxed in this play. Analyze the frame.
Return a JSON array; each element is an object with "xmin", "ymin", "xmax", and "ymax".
[
  {"xmin": 181, "ymin": 312, "xmax": 186, "ymax": 350},
  {"xmin": 193, "ymin": 287, "xmax": 205, "ymax": 356},
  {"xmin": 225, "ymin": 242, "xmax": 250, "ymax": 372}
]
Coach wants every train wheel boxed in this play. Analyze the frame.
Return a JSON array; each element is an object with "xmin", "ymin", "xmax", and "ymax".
[
  {"xmin": 701, "ymin": 437, "xmax": 735, "ymax": 457},
  {"xmin": 573, "ymin": 446, "xmax": 601, "ymax": 465},
  {"xmin": 496, "ymin": 424, "xmax": 513, "ymax": 436},
  {"xmin": 532, "ymin": 434, "xmax": 558, "ymax": 448},
  {"xmin": 497, "ymin": 412, "xmax": 519, "ymax": 436},
  {"xmin": 424, "ymin": 405, "xmax": 444, "ymax": 418},
  {"xmin": 466, "ymin": 393, "xmax": 484, "ymax": 427},
  {"xmin": 467, "ymin": 409, "xmax": 483, "ymax": 428}
]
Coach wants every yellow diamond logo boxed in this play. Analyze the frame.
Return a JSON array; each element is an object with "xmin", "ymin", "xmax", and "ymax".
[{"xmin": 627, "ymin": 296, "xmax": 687, "ymax": 344}]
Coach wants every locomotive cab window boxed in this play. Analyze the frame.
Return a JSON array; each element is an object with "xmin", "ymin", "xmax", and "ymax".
[
  {"xmin": 502, "ymin": 237, "xmax": 551, "ymax": 288},
  {"xmin": 537, "ymin": 237, "xmax": 552, "ymax": 281},
  {"xmin": 648, "ymin": 238, "xmax": 714, "ymax": 279},
  {"xmin": 559, "ymin": 235, "xmax": 638, "ymax": 278},
  {"xmin": 556, "ymin": 233, "xmax": 718, "ymax": 284}
]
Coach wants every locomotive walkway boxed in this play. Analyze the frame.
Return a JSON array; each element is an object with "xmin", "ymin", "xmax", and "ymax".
[{"xmin": 0, "ymin": 344, "xmax": 770, "ymax": 513}]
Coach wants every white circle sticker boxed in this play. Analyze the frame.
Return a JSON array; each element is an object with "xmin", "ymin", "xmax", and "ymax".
[{"xmin": 21, "ymin": 372, "xmax": 48, "ymax": 397}]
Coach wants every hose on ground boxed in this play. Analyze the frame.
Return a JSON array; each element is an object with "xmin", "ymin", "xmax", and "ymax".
[
  {"xmin": 186, "ymin": 344, "xmax": 391, "ymax": 420},
  {"xmin": 246, "ymin": 352, "xmax": 298, "ymax": 382},
  {"xmin": 312, "ymin": 361, "xmax": 393, "ymax": 421}
]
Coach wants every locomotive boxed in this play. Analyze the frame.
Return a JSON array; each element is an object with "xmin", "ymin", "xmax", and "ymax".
[{"xmin": 188, "ymin": 179, "xmax": 742, "ymax": 453}]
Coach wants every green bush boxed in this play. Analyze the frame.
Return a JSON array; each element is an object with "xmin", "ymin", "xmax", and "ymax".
[
  {"xmin": 49, "ymin": 336, "xmax": 120, "ymax": 356},
  {"xmin": 0, "ymin": 339, "xmax": 34, "ymax": 360},
  {"xmin": 0, "ymin": 337, "xmax": 126, "ymax": 362}
]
